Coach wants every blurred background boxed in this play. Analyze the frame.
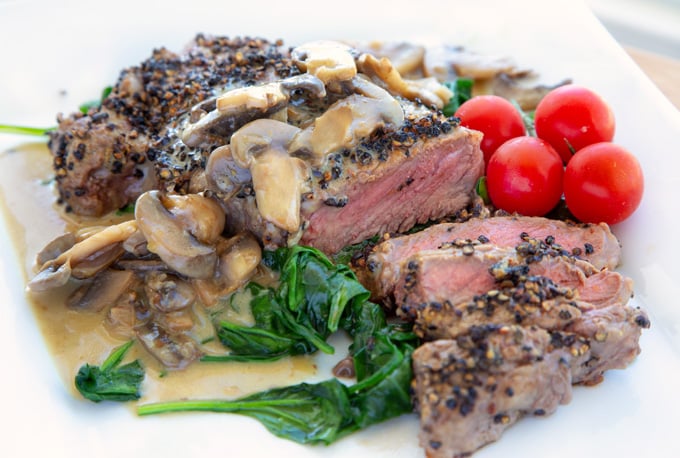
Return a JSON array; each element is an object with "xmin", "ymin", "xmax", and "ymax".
[
  {"xmin": 587, "ymin": 0, "xmax": 680, "ymax": 58},
  {"xmin": 587, "ymin": 0, "xmax": 680, "ymax": 108}
]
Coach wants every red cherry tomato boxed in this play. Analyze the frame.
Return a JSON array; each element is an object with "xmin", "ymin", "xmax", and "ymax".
[
  {"xmin": 486, "ymin": 136, "xmax": 564, "ymax": 216},
  {"xmin": 454, "ymin": 95, "xmax": 526, "ymax": 167},
  {"xmin": 564, "ymin": 142, "xmax": 643, "ymax": 225},
  {"xmin": 534, "ymin": 84, "xmax": 615, "ymax": 164}
]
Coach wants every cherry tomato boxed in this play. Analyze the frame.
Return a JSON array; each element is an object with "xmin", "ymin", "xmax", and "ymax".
[
  {"xmin": 534, "ymin": 84, "xmax": 615, "ymax": 164},
  {"xmin": 486, "ymin": 137, "xmax": 564, "ymax": 216},
  {"xmin": 454, "ymin": 95, "xmax": 526, "ymax": 167},
  {"xmin": 564, "ymin": 142, "xmax": 643, "ymax": 225}
]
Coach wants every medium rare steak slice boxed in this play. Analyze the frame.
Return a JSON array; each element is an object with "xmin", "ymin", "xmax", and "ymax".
[
  {"xmin": 412, "ymin": 325, "xmax": 579, "ymax": 458},
  {"xmin": 403, "ymin": 231, "xmax": 648, "ymax": 456},
  {"xmin": 565, "ymin": 302, "xmax": 650, "ymax": 384},
  {"xmin": 364, "ymin": 215, "xmax": 622, "ymax": 300},
  {"xmin": 413, "ymin": 306, "xmax": 650, "ymax": 457},
  {"xmin": 394, "ymin": 239, "xmax": 633, "ymax": 320},
  {"xmin": 222, "ymin": 122, "xmax": 483, "ymax": 254},
  {"xmin": 410, "ymin": 244, "xmax": 648, "ymax": 381}
]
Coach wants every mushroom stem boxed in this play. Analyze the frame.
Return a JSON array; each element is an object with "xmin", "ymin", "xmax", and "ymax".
[
  {"xmin": 251, "ymin": 149, "xmax": 307, "ymax": 233},
  {"xmin": 52, "ymin": 220, "xmax": 138, "ymax": 268}
]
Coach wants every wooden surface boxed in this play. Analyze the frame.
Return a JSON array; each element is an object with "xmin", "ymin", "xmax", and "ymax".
[{"xmin": 627, "ymin": 46, "xmax": 680, "ymax": 110}]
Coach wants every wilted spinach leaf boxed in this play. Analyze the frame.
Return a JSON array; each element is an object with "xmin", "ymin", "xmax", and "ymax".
[{"xmin": 75, "ymin": 341, "xmax": 144, "ymax": 403}]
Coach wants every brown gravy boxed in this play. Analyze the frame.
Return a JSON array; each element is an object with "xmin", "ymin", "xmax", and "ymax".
[{"xmin": 0, "ymin": 142, "xmax": 319, "ymax": 404}]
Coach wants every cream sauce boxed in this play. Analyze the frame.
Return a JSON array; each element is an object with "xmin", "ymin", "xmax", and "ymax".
[{"xmin": 0, "ymin": 142, "xmax": 318, "ymax": 404}]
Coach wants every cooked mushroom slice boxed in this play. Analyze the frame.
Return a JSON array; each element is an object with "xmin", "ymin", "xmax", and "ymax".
[
  {"xmin": 230, "ymin": 118, "xmax": 302, "ymax": 168},
  {"xmin": 357, "ymin": 53, "xmax": 452, "ymax": 109},
  {"xmin": 181, "ymin": 74, "xmax": 326, "ymax": 148},
  {"xmin": 27, "ymin": 262, "xmax": 72, "ymax": 292},
  {"xmin": 135, "ymin": 191, "xmax": 220, "ymax": 279},
  {"xmin": 251, "ymin": 150, "xmax": 308, "ymax": 233},
  {"xmin": 136, "ymin": 322, "xmax": 202, "ymax": 370},
  {"xmin": 122, "ymin": 228, "xmax": 149, "ymax": 257},
  {"xmin": 35, "ymin": 232, "xmax": 76, "ymax": 266},
  {"xmin": 490, "ymin": 72, "xmax": 571, "ymax": 111},
  {"xmin": 280, "ymin": 73, "xmax": 327, "ymax": 98},
  {"xmin": 423, "ymin": 45, "xmax": 520, "ymax": 81},
  {"xmin": 67, "ymin": 269, "xmax": 137, "ymax": 312},
  {"xmin": 191, "ymin": 232, "xmax": 261, "ymax": 307},
  {"xmin": 216, "ymin": 81, "xmax": 289, "ymax": 114},
  {"xmin": 106, "ymin": 291, "xmax": 140, "ymax": 339},
  {"xmin": 180, "ymin": 83, "xmax": 286, "ymax": 148},
  {"xmin": 292, "ymin": 41, "xmax": 357, "ymax": 84},
  {"xmin": 144, "ymin": 271, "xmax": 196, "ymax": 313},
  {"xmin": 28, "ymin": 220, "xmax": 138, "ymax": 291},
  {"xmin": 205, "ymin": 144, "xmax": 252, "ymax": 197},
  {"xmin": 155, "ymin": 310, "xmax": 195, "ymax": 334},
  {"xmin": 70, "ymin": 243, "xmax": 126, "ymax": 279},
  {"xmin": 159, "ymin": 194, "xmax": 225, "ymax": 245},
  {"xmin": 217, "ymin": 232, "xmax": 262, "ymax": 293},
  {"xmin": 230, "ymin": 119, "xmax": 309, "ymax": 233},
  {"xmin": 114, "ymin": 257, "xmax": 170, "ymax": 272},
  {"xmin": 51, "ymin": 221, "xmax": 138, "ymax": 267},
  {"xmin": 215, "ymin": 74, "xmax": 328, "ymax": 114},
  {"xmin": 289, "ymin": 77, "xmax": 404, "ymax": 161},
  {"xmin": 353, "ymin": 41, "xmax": 426, "ymax": 77}
]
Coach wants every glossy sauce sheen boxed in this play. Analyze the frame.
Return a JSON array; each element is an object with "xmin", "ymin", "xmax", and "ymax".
[{"xmin": 0, "ymin": 143, "xmax": 318, "ymax": 403}]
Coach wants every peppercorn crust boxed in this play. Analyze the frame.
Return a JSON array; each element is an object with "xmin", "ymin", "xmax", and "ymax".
[{"xmin": 49, "ymin": 35, "xmax": 299, "ymax": 216}]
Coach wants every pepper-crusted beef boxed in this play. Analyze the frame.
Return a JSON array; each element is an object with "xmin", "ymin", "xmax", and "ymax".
[
  {"xmin": 48, "ymin": 35, "xmax": 484, "ymax": 256},
  {"xmin": 384, "ymin": 220, "xmax": 649, "ymax": 457},
  {"xmin": 412, "ymin": 325, "xmax": 580, "ymax": 458},
  {"xmin": 393, "ymin": 236, "xmax": 633, "ymax": 322},
  {"xmin": 363, "ymin": 215, "xmax": 622, "ymax": 302},
  {"xmin": 223, "ymin": 114, "xmax": 484, "ymax": 254},
  {"xmin": 411, "ymin": 249, "xmax": 648, "ymax": 382},
  {"xmin": 49, "ymin": 35, "xmax": 299, "ymax": 215}
]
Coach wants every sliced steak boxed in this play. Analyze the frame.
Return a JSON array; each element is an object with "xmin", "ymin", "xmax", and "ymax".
[
  {"xmin": 394, "ymin": 239, "xmax": 632, "ymax": 320},
  {"xmin": 364, "ymin": 215, "xmax": 622, "ymax": 300},
  {"xmin": 412, "ymin": 325, "xmax": 580, "ymax": 458},
  {"xmin": 413, "ymin": 306, "xmax": 649, "ymax": 457},
  {"xmin": 222, "ymin": 121, "xmax": 483, "ymax": 254},
  {"xmin": 411, "ymin": 247, "xmax": 648, "ymax": 382},
  {"xmin": 565, "ymin": 301, "xmax": 650, "ymax": 384}
]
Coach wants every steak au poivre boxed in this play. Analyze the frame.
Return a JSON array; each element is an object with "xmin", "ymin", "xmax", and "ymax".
[{"xmin": 29, "ymin": 35, "xmax": 648, "ymax": 457}]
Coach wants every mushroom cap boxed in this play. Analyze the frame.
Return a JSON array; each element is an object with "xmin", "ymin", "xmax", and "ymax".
[
  {"xmin": 160, "ymin": 193, "xmax": 226, "ymax": 245},
  {"xmin": 230, "ymin": 118, "xmax": 301, "ymax": 168},
  {"xmin": 27, "ymin": 260, "xmax": 73, "ymax": 292},
  {"xmin": 205, "ymin": 144, "xmax": 252, "ymax": 197},
  {"xmin": 217, "ymin": 232, "xmax": 262, "ymax": 293},
  {"xmin": 357, "ymin": 53, "xmax": 451, "ymax": 109},
  {"xmin": 135, "ymin": 190, "xmax": 218, "ymax": 279},
  {"xmin": 66, "ymin": 269, "xmax": 136, "ymax": 312},
  {"xmin": 292, "ymin": 41, "xmax": 357, "ymax": 84},
  {"xmin": 28, "ymin": 220, "xmax": 138, "ymax": 291},
  {"xmin": 288, "ymin": 77, "xmax": 404, "ymax": 161}
]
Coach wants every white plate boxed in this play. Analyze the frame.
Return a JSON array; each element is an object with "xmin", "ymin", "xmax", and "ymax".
[{"xmin": 1, "ymin": 0, "xmax": 680, "ymax": 457}]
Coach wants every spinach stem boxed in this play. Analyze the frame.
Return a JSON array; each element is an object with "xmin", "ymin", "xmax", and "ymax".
[{"xmin": 0, "ymin": 124, "xmax": 55, "ymax": 136}]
